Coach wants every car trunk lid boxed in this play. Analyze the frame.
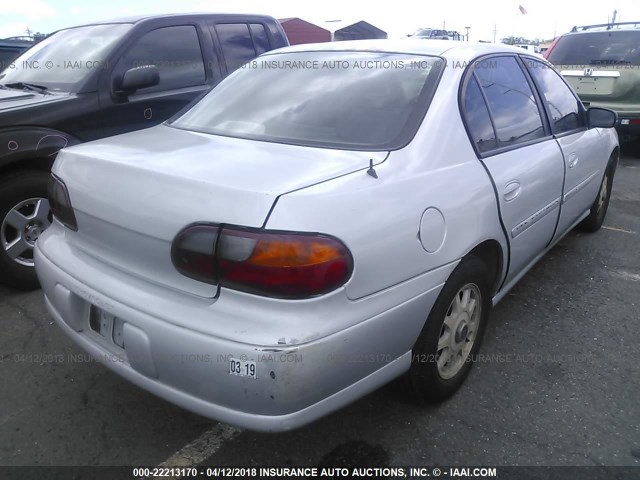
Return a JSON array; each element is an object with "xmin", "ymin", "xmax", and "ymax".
[{"xmin": 53, "ymin": 124, "xmax": 387, "ymax": 298}]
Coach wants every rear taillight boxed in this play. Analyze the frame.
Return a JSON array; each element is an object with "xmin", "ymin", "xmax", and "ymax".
[
  {"xmin": 171, "ymin": 224, "xmax": 353, "ymax": 299},
  {"xmin": 48, "ymin": 174, "xmax": 78, "ymax": 231},
  {"xmin": 171, "ymin": 224, "xmax": 219, "ymax": 284},
  {"xmin": 543, "ymin": 36, "xmax": 561, "ymax": 60}
]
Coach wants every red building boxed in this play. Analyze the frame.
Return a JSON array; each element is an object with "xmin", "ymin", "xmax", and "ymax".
[{"xmin": 279, "ymin": 18, "xmax": 331, "ymax": 45}]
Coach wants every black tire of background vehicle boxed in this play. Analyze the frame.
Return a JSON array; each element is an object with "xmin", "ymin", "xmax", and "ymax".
[
  {"xmin": 401, "ymin": 255, "xmax": 491, "ymax": 402},
  {"xmin": 0, "ymin": 170, "xmax": 51, "ymax": 290},
  {"xmin": 577, "ymin": 156, "xmax": 616, "ymax": 233}
]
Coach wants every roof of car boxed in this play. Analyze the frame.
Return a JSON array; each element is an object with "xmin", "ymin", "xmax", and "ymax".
[
  {"xmin": 66, "ymin": 12, "xmax": 273, "ymax": 28},
  {"xmin": 0, "ymin": 38, "xmax": 34, "ymax": 48},
  {"xmin": 267, "ymin": 39, "xmax": 540, "ymax": 60},
  {"xmin": 566, "ymin": 22, "xmax": 640, "ymax": 34}
]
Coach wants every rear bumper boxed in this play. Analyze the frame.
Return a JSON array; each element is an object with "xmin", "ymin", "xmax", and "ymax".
[
  {"xmin": 35, "ymin": 228, "xmax": 446, "ymax": 432},
  {"xmin": 615, "ymin": 117, "xmax": 640, "ymax": 142},
  {"xmin": 579, "ymin": 101, "xmax": 640, "ymax": 141}
]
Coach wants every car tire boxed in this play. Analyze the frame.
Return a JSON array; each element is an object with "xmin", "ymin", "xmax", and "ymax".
[
  {"xmin": 0, "ymin": 170, "xmax": 52, "ymax": 290},
  {"xmin": 402, "ymin": 255, "xmax": 491, "ymax": 402},
  {"xmin": 577, "ymin": 159, "xmax": 615, "ymax": 233}
]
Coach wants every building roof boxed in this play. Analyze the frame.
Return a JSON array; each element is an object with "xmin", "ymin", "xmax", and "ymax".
[
  {"xmin": 324, "ymin": 20, "xmax": 386, "ymax": 36},
  {"xmin": 278, "ymin": 17, "xmax": 330, "ymax": 32},
  {"xmin": 278, "ymin": 18, "xmax": 331, "ymax": 45}
]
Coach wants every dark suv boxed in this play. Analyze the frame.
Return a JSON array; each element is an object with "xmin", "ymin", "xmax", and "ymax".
[
  {"xmin": 0, "ymin": 13, "xmax": 288, "ymax": 289},
  {"xmin": 0, "ymin": 37, "xmax": 34, "ymax": 70},
  {"xmin": 545, "ymin": 22, "xmax": 640, "ymax": 143}
]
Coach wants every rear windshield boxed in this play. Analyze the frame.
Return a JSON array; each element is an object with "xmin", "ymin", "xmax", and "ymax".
[
  {"xmin": 548, "ymin": 31, "xmax": 640, "ymax": 66},
  {"xmin": 170, "ymin": 51, "xmax": 443, "ymax": 150}
]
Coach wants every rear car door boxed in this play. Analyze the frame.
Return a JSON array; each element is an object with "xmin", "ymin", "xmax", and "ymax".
[
  {"xmin": 523, "ymin": 58, "xmax": 609, "ymax": 239},
  {"xmin": 462, "ymin": 55, "xmax": 565, "ymax": 284},
  {"xmin": 100, "ymin": 24, "xmax": 217, "ymax": 137},
  {"xmin": 212, "ymin": 22, "xmax": 274, "ymax": 75}
]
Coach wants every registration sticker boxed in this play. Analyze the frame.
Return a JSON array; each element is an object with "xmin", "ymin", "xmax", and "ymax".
[{"xmin": 229, "ymin": 358, "xmax": 257, "ymax": 379}]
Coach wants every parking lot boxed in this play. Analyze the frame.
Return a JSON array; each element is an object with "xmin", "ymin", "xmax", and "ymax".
[{"xmin": 1, "ymin": 151, "xmax": 639, "ymax": 469}]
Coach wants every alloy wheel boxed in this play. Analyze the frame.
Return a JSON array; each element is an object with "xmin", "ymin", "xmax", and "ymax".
[{"xmin": 1, "ymin": 198, "xmax": 52, "ymax": 267}]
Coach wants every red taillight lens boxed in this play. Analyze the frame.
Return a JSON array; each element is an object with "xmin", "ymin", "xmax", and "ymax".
[
  {"xmin": 543, "ymin": 36, "xmax": 561, "ymax": 60},
  {"xmin": 171, "ymin": 224, "xmax": 353, "ymax": 299},
  {"xmin": 48, "ymin": 174, "xmax": 78, "ymax": 231}
]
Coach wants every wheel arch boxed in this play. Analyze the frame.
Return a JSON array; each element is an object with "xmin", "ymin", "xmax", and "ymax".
[
  {"xmin": 0, "ymin": 156, "xmax": 55, "ymax": 176},
  {"xmin": 464, "ymin": 239, "xmax": 505, "ymax": 297},
  {"xmin": 610, "ymin": 146, "xmax": 620, "ymax": 174},
  {"xmin": 0, "ymin": 126, "xmax": 79, "ymax": 177}
]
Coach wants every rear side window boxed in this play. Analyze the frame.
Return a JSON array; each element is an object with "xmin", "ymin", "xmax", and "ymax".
[
  {"xmin": 463, "ymin": 75, "xmax": 497, "ymax": 153},
  {"xmin": 474, "ymin": 56, "xmax": 545, "ymax": 149},
  {"xmin": 524, "ymin": 59, "xmax": 585, "ymax": 134},
  {"xmin": 115, "ymin": 25, "xmax": 205, "ymax": 93},
  {"xmin": 249, "ymin": 24, "xmax": 270, "ymax": 55},
  {"xmin": 216, "ymin": 24, "xmax": 257, "ymax": 72},
  {"xmin": 548, "ymin": 31, "xmax": 640, "ymax": 66}
]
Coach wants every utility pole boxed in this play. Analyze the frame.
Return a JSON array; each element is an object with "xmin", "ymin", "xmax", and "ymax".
[
  {"xmin": 493, "ymin": 24, "xmax": 497, "ymax": 43},
  {"xmin": 465, "ymin": 26, "xmax": 471, "ymax": 42}
]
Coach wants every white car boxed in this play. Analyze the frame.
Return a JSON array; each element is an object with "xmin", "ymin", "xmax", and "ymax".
[
  {"xmin": 35, "ymin": 40, "xmax": 618, "ymax": 432},
  {"xmin": 515, "ymin": 44, "xmax": 543, "ymax": 56}
]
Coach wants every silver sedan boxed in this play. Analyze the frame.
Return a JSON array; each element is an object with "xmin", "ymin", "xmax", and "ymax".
[{"xmin": 35, "ymin": 40, "xmax": 619, "ymax": 432}]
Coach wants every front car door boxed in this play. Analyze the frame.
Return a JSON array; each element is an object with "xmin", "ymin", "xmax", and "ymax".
[
  {"xmin": 100, "ymin": 23, "xmax": 217, "ymax": 138},
  {"xmin": 522, "ymin": 57, "xmax": 610, "ymax": 239},
  {"xmin": 461, "ymin": 55, "xmax": 565, "ymax": 285}
]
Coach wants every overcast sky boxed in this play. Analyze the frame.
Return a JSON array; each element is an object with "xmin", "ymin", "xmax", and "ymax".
[{"xmin": 1, "ymin": 0, "xmax": 638, "ymax": 43}]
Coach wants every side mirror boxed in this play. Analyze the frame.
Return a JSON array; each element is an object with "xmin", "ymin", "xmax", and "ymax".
[
  {"xmin": 587, "ymin": 107, "xmax": 617, "ymax": 129},
  {"xmin": 119, "ymin": 65, "xmax": 159, "ymax": 93}
]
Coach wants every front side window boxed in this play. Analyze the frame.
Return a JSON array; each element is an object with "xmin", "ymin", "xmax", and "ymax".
[
  {"xmin": 475, "ymin": 56, "xmax": 545, "ymax": 149},
  {"xmin": 114, "ymin": 25, "xmax": 205, "ymax": 94},
  {"xmin": 524, "ymin": 59, "xmax": 584, "ymax": 134},
  {"xmin": 171, "ymin": 52, "xmax": 443, "ymax": 150}
]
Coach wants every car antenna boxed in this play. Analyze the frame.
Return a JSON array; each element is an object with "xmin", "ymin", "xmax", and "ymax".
[{"xmin": 367, "ymin": 159, "xmax": 378, "ymax": 179}]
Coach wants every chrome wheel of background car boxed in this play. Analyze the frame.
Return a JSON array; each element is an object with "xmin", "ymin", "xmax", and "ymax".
[
  {"xmin": 437, "ymin": 283, "xmax": 481, "ymax": 380},
  {"xmin": 597, "ymin": 172, "xmax": 609, "ymax": 212},
  {"xmin": 0, "ymin": 197, "xmax": 52, "ymax": 267}
]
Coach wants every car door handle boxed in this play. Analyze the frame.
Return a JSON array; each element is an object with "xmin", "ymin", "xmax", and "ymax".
[
  {"xmin": 504, "ymin": 181, "xmax": 521, "ymax": 201},
  {"xmin": 568, "ymin": 153, "xmax": 579, "ymax": 168}
]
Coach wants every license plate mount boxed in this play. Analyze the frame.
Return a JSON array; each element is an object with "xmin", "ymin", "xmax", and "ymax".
[{"xmin": 89, "ymin": 306, "xmax": 115, "ymax": 337}]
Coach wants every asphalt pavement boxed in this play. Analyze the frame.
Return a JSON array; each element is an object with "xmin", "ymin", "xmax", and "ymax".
[{"xmin": 1, "ymin": 150, "xmax": 638, "ymax": 470}]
